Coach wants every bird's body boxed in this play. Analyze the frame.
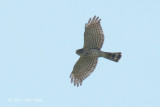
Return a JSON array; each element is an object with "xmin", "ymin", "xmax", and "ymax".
[
  {"xmin": 70, "ymin": 16, "xmax": 122, "ymax": 87},
  {"xmin": 76, "ymin": 48, "xmax": 121, "ymax": 62},
  {"xmin": 76, "ymin": 49, "xmax": 103, "ymax": 57}
]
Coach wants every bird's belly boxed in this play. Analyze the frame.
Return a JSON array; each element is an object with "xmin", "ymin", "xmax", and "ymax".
[{"xmin": 85, "ymin": 49, "xmax": 102, "ymax": 57}]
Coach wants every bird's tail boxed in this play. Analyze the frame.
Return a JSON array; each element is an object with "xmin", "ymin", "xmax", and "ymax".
[{"xmin": 102, "ymin": 52, "xmax": 121, "ymax": 62}]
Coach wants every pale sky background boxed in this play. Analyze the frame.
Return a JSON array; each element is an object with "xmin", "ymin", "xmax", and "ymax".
[{"xmin": 0, "ymin": 0, "xmax": 160, "ymax": 107}]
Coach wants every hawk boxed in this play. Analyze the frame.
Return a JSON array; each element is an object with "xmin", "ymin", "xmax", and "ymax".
[{"xmin": 70, "ymin": 16, "xmax": 122, "ymax": 87}]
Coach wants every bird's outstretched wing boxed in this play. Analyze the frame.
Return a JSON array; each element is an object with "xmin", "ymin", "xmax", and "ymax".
[
  {"xmin": 83, "ymin": 16, "xmax": 104, "ymax": 50},
  {"xmin": 70, "ymin": 57, "xmax": 98, "ymax": 87}
]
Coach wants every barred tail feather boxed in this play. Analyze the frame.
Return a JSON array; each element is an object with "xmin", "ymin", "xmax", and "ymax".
[{"xmin": 102, "ymin": 52, "xmax": 121, "ymax": 62}]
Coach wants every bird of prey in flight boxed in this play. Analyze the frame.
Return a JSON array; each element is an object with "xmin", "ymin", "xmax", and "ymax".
[{"xmin": 70, "ymin": 16, "xmax": 122, "ymax": 87}]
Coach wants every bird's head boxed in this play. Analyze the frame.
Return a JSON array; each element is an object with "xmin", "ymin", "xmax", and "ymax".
[{"xmin": 76, "ymin": 49, "xmax": 83, "ymax": 56}]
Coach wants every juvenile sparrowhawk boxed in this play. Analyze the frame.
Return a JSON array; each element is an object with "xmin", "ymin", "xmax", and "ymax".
[{"xmin": 70, "ymin": 16, "xmax": 122, "ymax": 87}]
